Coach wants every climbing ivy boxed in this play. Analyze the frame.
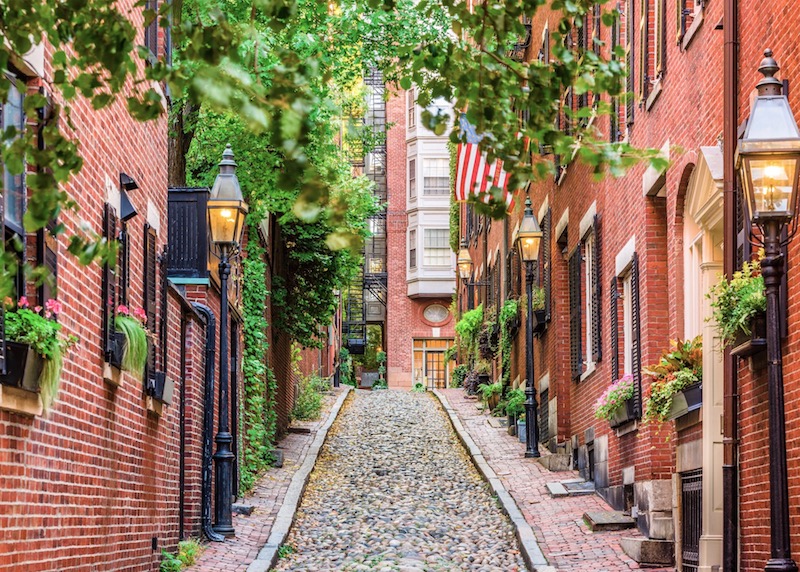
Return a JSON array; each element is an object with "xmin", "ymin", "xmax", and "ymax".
[
  {"xmin": 239, "ymin": 217, "xmax": 278, "ymax": 493},
  {"xmin": 499, "ymin": 299, "xmax": 519, "ymax": 387}
]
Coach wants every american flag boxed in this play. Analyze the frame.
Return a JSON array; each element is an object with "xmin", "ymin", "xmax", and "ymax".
[{"xmin": 454, "ymin": 115, "xmax": 516, "ymax": 210}]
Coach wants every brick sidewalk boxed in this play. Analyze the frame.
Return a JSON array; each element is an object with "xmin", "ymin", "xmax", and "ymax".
[
  {"xmin": 439, "ymin": 389, "xmax": 673, "ymax": 572},
  {"xmin": 187, "ymin": 388, "xmax": 346, "ymax": 572}
]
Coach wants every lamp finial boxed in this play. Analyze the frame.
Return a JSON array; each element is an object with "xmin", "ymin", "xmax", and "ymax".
[{"xmin": 757, "ymin": 49, "xmax": 783, "ymax": 96}]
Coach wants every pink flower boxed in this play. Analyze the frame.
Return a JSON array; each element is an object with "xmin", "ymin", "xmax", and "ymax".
[
  {"xmin": 34, "ymin": 306, "xmax": 42, "ymax": 314},
  {"xmin": 116, "ymin": 304, "xmax": 130, "ymax": 316},
  {"xmin": 133, "ymin": 307, "xmax": 147, "ymax": 323},
  {"xmin": 18, "ymin": 297, "xmax": 29, "ymax": 309},
  {"xmin": 45, "ymin": 299, "xmax": 63, "ymax": 316}
]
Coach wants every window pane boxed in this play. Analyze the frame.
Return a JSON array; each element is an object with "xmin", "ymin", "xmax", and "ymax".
[
  {"xmin": 423, "ymin": 158, "xmax": 449, "ymax": 196},
  {"xmin": 409, "ymin": 159, "xmax": 416, "ymax": 199},
  {"xmin": 424, "ymin": 229, "xmax": 448, "ymax": 247},
  {"xmin": 3, "ymin": 82, "xmax": 24, "ymax": 230}
]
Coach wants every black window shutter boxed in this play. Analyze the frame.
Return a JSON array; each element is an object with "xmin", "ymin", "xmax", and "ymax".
[
  {"xmin": 735, "ymin": 183, "xmax": 751, "ymax": 270},
  {"xmin": 119, "ymin": 225, "xmax": 130, "ymax": 306},
  {"xmin": 36, "ymin": 224, "xmax": 58, "ymax": 305},
  {"xmin": 626, "ymin": 0, "xmax": 635, "ymax": 126},
  {"xmin": 631, "ymin": 252, "xmax": 643, "ymax": 417},
  {"xmin": 102, "ymin": 203, "xmax": 118, "ymax": 360},
  {"xmin": 610, "ymin": 276, "xmax": 619, "ymax": 382},
  {"xmin": 144, "ymin": 224, "xmax": 158, "ymax": 330},
  {"xmin": 592, "ymin": 215, "xmax": 602, "ymax": 362},
  {"xmin": 144, "ymin": 0, "xmax": 159, "ymax": 59},
  {"xmin": 144, "ymin": 224, "xmax": 158, "ymax": 373},
  {"xmin": 543, "ymin": 208, "xmax": 552, "ymax": 322},
  {"xmin": 159, "ymin": 245, "xmax": 168, "ymax": 372},
  {"xmin": 569, "ymin": 247, "xmax": 583, "ymax": 380}
]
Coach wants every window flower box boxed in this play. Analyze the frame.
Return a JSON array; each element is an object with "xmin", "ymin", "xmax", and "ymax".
[
  {"xmin": 609, "ymin": 397, "xmax": 637, "ymax": 428},
  {"xmin": 666, "ymin": 382, "xmax": 703, "ymax": 421},
  {"xmin": 532, "ymin": 309, "xmax": 547, "ymax": 337},
  {"xmin": 730, "ymin": 312, "xmax": 767, "ymax": 358},
  {"xmin": 0, "ymin": 340, "xmax": 44, "ymax": 393},
  {"xmin": 107, "ymin": 331, "xmax": 128, "ymax": 370}
]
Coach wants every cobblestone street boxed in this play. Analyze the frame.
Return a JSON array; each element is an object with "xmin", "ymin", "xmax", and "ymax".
[{"xmin": 273, "ymin": 390, "xmax": 526, "ymax": 572}]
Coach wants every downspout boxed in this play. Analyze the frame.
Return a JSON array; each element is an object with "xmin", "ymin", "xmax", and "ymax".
[
  {"xmin": 722, "ymin": 0, "xmax": 740, "ymax": 569},
  {"xmin": 179, "ymin": 314, "xmax": 187, "ymax": 540},
  {"xmin": 192, "ymin": 303, "xmax": 225, "ymax": 542}
]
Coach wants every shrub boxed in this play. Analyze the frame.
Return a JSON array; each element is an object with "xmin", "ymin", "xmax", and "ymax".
[
  {"xmin": 160, "ymin": 551, "xmax": 182, "ymax": 572},
  {"xmin": 177, "ymin": 539, "xmax": 203, "ymax": 567},
  {"xmin": 292, "ymin": 374, "xmax": 323, "ymax": 421},
  {"xmin": 463, "ymin": 370, "xmax": 481, "ymax": 394},
  {"xmin": 451, "ymin": 364, "xmax": 468, "ymax": 388},
  {"xmin": 503, "ymin": 388, "xmax": 526, "ymax": 417},
  {"xmin": 115, "ymin": 304, "xmax": 149, "ymax": 376}
]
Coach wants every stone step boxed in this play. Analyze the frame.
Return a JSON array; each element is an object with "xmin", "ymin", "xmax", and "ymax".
[
  {"xmin": 546, "ymin": 482, "xmax": 569, "ymax": 497},
  {"xmin": 563, "ymin": 480, "xmax": 595, "ymax": 495},
  {"xmin": 620, "ymin": 537, "xmax": 675, "ymax": 566},
  {"xmin": 537, "ymin": 453, "xmax": 572, "ymax": 472},
  {"xmin": 583, "ymin": 510, "xmax": 636, "ymax": 532}
]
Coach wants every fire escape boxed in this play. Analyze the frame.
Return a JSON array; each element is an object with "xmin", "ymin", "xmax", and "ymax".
[{"xmin": 343, "ymin": 68, "xmax": 388, "ymax": 354}]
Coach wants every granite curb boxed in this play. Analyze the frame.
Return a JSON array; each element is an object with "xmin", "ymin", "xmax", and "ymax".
[
  {"xmin": 246, "ymin": 386, "xmax": 352, "ymax": 572},
  {"xmin": 432, "ymin": 389, "xmax": 553, "ymax": 572}
]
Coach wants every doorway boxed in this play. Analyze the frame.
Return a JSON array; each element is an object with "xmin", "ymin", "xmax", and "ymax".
[{"xmin": 412, "ymin": 339, "xmax": 453, "ymax": 389}]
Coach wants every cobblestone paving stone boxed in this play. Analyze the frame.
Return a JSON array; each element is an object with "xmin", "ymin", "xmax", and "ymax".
[
  {"xmin": 187, "ymin": 389, "xmax": 344, "ymax": 572},
  {"xmin": 440, "ymin": 389, "xmax": 674, "ymax": 572},
  {"xmin": 273, "ymin": 390, "xmax": 527, "ymax": 572}
]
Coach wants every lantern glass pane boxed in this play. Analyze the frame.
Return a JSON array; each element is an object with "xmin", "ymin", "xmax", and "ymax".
[
  {"xmin": 747, "ymin": 97, "xmax": 800, "ymax": 140},
  {"xmin": 458, "ymin": 262, "xmax": 471, "ymax": 280},
  {"xmin": 748, "ymin": 158, "xmax": 798, "ymax": 217},
  {"xmin": 518, "ymin": 235, "xmax": 541, "ymax": 262},
  {"xmin": 208, "ymin": 201, "xmax": 244, "ymax": 244}
]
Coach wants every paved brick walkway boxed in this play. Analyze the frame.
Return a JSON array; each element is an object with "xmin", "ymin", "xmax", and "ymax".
[
  {"xmin": 439, "ymin": 389, "xmax": 673, "ymax": 572},
  {"xmin": 187, "ymin": 388, "xmax": 345, "ymax": 572}
]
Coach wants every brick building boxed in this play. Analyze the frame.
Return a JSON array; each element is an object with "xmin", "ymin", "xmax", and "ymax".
[
  {"xmin": 385, "ymin": 87, "xmax": 457, "ymax": 389},
  {"xmin": 0, "ymin": 5, "xmax": 306, "ymax": 570},
  {"xmin": 455, "ymin": 1, "xmax": 800, "ymax": 570}
]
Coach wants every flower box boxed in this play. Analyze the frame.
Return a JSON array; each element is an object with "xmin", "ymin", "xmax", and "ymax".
[
  {"xmin": 532, "ymin": 309, "xmax": 547, "ymax": 337},
  {"xmin": 730, "ymin": 313, "xmax": 767, "ymax": 358},
  {"xmin": 667, "ymin": 382, "xmax": 703, "ymax": 421},
  {"xmin": 609, "ymin": 397, "xmax": 637, "ymax": 428},
  {"xmin": 107, "ymin": 331, "xmax": 128, "ymax": 370},
  {"xmin": 148, "ymin": 371, "xmax": 175, "ymax": 405},
  {"xmin": 0, "ymin": 341, "xmax": 44, "ymax": 393}
]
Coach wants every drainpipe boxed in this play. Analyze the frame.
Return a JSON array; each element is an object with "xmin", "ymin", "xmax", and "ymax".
[
  {"xmin": 722, "ymin": 0, "xmax": 740, "ymax": 569},
  {"xmin": 192, "ymin": 303, "xmax": 225, "ymax": 542},
  {"xmin": 179, "ymin": 314, "xmax": 187, "ymax": 540}
]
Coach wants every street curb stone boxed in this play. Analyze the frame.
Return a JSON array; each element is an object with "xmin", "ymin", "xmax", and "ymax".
[
  {"xmin": 433, "ymin": 389, "xmax": 550, "ymax": 572},
  {"xmin": 246, "ymin": 386, "xmax": 352, "ymax": 572}
]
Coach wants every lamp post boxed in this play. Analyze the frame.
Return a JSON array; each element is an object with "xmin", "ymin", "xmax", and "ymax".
[
  {"xmin": 515, "ymin": 198, "xmax": 542, "ymax": 458},
  {"xmin": 207, "ymin": 145, "xmax": 248, "ymax": 537},
  {"xmin": 457, "ymin": 239, "xmax": 475, "ymax": 311},
  {"xmin": 736, "ymin": 50, "xmax": 800, "ymax": 572}
]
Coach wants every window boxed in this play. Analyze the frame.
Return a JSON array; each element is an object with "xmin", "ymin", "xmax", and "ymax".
[
  {"xmin": 4, "ymin": 80, "xmax": 25, "ymax": 234},
  {"xmin": 144, "ymin": 0, "xmax": 159, "ymax": 61},
  {"xmin": 638, "ymin": 0, "xmax": 666, "ymax": 106},
  {"xmin": 423, "ymin": 158, "xmax": 449, "ymax": 196},
  {"xmin": 409, "ymin": 229, "xmax": 417, "ymax": 269},
  {"xmin": 677, "ymin": 0, "xmax": 703, "ymax": 47},
  {"xmin": 620, "ymin": 252, "xmax": 642, "ymax": 415},
  {"xmin": 622, "ymin": 272, "xmax": 633, "ymax": 374},
  {"xmin": 423, "ymin": 229, "xmax": 450, "ymax": 266},
  {"xmin": 409, "ymin": 159, "xmax": 416, "ymax": 200},
  {"xmin": 407, "ymin": 88, "xmax": 415, "ymax": 128}
]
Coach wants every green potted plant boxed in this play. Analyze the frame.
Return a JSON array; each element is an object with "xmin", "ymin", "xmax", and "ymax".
[
  {"xmin": 113, "ymin": 304, "xmax": 149, "ymax": 376},
  {"xmin": 593, "ymin": 374, "xmax": 636, "ymax": 428},
  {"xmin": 376, "ymin": 350, "xmax": 387, "ymax": 381},
  {"xmin": 1, "ymin": 297, "xmax": 76, "ymax": 411},
  {"xmin": 708, "ymin": 257, "xmax": 767, "ymax": 357},
  {"xmin": 478, "ymin": 380, "xmax": 503, "ymax": 411},
  {"xmin": 504, "ymin": 388, "xmax": 526, "ymax": 435},
  {"xmin": 531, "ymin": 286, "xmax": 547, "ymax": 336},
  {"xmin": 643, "ymin": 336, "xmax": 703, "ymax": 423}
]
